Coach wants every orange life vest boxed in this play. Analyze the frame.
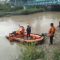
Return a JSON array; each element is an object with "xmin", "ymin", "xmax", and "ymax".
[
  {"xmin": 48, "ymin": 26, "xmax": 56, "ymax": 36},
  {"xmin": 16, "ymin": 30, "xmax": 20, "ymax": 34},
  {"xmin": 16, "ymin": 26, "xmax": 25, "ymax": 36}
]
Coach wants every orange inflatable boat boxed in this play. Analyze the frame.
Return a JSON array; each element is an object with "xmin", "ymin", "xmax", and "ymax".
[
  {"xmin": 6, "ymin": 26, "xmax": 44, "ymax": 44},
  {"xmin": 6, "ymin": 33, "xmax": 44, "ymax": 44}
]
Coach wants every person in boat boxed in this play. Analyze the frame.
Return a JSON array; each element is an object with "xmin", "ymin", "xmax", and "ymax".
[
  {"xmin": 20, "ymin": 26, "xmax": 25, "ymax": 36},
  {"xmin": 9, "ymin": 25, "xmax": 25, "ymax": 38},
  {"xmin": 16, "ymin": 26, "xmax": 25, "ymax": 37},
  {"xmin": 9, "ymin": 25, "xmax": 21, "ymax": 37},
  {"xmin": 26, "ymin": 25, "xmax": 31, "ymax": 39},
  {"xmin": 48, "ymin": 23, "xmax": 56, "ymax": 45}
]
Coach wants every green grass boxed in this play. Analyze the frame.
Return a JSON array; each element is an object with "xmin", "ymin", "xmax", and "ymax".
[
  {"xmin": 53, "ymin": 49, "xmax": 60, "ymax": 60},
  {"xmin": 0, "ymin": 4, "xmax": 46, "ymax": 15},
  {"xmin": 19, "ymin": 43, "xmax": 45, "ymax": 60},
  {"xmin": 18, "ymin": 43, "xmax": 60, "ymax": 60}
]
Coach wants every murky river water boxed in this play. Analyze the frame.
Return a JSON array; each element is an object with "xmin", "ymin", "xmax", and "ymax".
[{"xmin": 0, "ymin": 12, "xmax": 60, "ymax": 60}]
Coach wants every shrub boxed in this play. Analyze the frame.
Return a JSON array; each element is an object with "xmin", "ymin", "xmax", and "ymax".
[
  {"xmin": 53, "ymin": 49, "xmax": 60, "ymax": 60},
  {"xmin": 21, "ymin": 43, "xmax": 45, "ymax": 60}
]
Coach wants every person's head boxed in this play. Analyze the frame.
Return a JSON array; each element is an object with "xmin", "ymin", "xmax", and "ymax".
[{"xmin": 50, "ymin": 23, "xmax": 54, "ymax": 27}]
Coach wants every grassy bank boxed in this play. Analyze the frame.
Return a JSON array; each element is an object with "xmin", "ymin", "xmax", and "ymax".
[
  {"xmin": 53, "ymin": 49, "xmax": 60, "ymax": 60},
  {"xmin": 18, "ymin": 43, "xmax": 46, "ymax": 60},
  {"xmin": 0, "ymin": 4, "xmax": 47, "ymax": 16},
  {"xmin": 18, "ymin": 43, "xmax": 60, "ymax": 60},
  {"xmin": 0, "ymin": 8, "xmax": 46, "ymax": 16},
  {"xmin": 15, "ymin": 7, "xmax": 46, "ymax": 15},
  {"xmin": 0, "ymin": 4, "xmax": 60, "ymax": 16}
]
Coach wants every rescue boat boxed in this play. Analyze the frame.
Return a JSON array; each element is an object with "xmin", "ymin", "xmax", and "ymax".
[{"xmin": 6, "ymin": 33, "xmax": 44, "ymax": 44}]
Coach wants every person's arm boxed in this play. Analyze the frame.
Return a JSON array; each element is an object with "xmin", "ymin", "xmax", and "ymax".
[{"xmin": 48, "ymin": 28, "xmax": 51, "ymax": 37}]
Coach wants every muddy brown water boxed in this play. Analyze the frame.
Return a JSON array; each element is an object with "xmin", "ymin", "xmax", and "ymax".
[{"xmin": 0, "ymin": 12, "xmax": 60, "ymax": 60}]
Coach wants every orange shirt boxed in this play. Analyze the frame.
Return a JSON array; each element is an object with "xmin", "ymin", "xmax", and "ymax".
[
  {"xmin": 48, "ymin": 26, "xmax": 56, "ymax": 36},
  {"xmin": 16, "ymin": 26, "xmax": 25, "ymax": 34}
]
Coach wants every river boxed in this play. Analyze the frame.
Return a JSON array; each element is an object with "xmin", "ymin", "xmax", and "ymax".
[{"xmin": 0, "ymin": 12, "xmax": 60, "ymax": 60}]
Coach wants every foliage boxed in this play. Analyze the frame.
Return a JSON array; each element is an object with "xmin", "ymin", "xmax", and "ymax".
[
  {"xmin": 0, "ymin": 4, "xmax": 46, "ymax": 12},
  {"xmin": 53, "ymin": 49, "xmax": 60, "ymax": 60},
  {"xmin": 0, "ymin": 3, "xmax": 11, "ymax": 12},
  {"xmin": 21, "ymin": 43, "xmax": 45, "ymax": 60}
]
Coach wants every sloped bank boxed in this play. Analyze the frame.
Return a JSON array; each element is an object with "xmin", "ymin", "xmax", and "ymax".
[
  {"xmin": 0, "ymin": 7, "xmax": 46, "ymax": 17},
  {"xmin": 18, "ymin": 43, "xmax": 46, "ymax": 60}
]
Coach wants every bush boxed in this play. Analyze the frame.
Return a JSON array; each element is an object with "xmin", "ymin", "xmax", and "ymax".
[
  {"xmin": 53, "ymin": 49, "xmax": 60, "ymax": 60},
  {"xmin": 0, "ymin": 3, "xmax": 11, "ymax": 12},
  {"xmin": 21, "ymin": 43, "xmax": 45, "ymax": 60}
]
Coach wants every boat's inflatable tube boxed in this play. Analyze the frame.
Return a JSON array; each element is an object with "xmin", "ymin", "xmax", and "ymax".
[{"xmin": 6, "ymin": 33, "xmax": 44, "ymax": 44}]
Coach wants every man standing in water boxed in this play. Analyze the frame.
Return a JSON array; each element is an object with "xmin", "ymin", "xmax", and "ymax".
[
  {"xmin": 26, "ymin": 25, "xmax": 31, "ymax": 39},
  {"xmin": 48, "ymin": 23, "xmax": 56, "ymax": 45}
]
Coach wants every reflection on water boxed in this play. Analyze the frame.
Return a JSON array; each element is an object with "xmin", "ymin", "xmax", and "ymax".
[{"xmin": 0, "ymin": 12, "xmax": 60, "ymax": 60}]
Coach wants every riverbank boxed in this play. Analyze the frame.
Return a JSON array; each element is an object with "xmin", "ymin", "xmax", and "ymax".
[
  {"xmin": 0, "ymin": 3, "xmax": 60, "ymax": 17},
  {"xmin": 0, "ymin": 7, "xmax": 46, "ymax": 17},
  {"xmin": 0, "ymin": 11, "xmax": 60, "ymax": 17}
]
